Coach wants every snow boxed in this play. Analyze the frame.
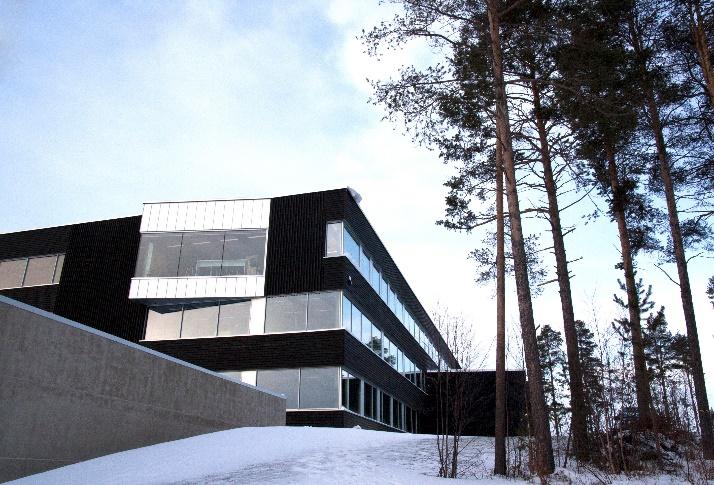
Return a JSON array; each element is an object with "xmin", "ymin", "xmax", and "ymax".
[{"xmin": 7, "ymin": 426, "xmax": 696, "ymax": 484}]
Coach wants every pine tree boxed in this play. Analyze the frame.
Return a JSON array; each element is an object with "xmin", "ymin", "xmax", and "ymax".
[
  {"xmin": 537, "ymin": 324, "xmax": 569, "ymax": 464},
  {"xmin": 574, "ymin": 320, "xmax": 605, "ymax": 436},
  {"xmin": 643, "ymin": 307, "xmax": 676, "ymax": 423}
]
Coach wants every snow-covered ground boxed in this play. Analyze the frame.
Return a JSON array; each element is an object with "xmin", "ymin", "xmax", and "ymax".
[{"xmin": 7, "ymin": 427, "xmax": 690, "ymax": 484}]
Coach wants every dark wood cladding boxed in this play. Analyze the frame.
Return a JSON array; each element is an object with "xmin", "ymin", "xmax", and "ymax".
[
  {"xmin": 420, "ymin": 370, "xmax": 527, "ymax": 436},
  {"xmin": 0, "ymin": 216, "xmax": 147, "ymax": 342},
  {"xmin": 265, "ymin": 188, "xmax": 457, "ymax": 369},
  {"xmin": 143, "ymin": 330, "xmax": 346, "ymax": 371},
  {"xmin": 0, "ymin": 285, "xmax": 59, "ymax": 313},
  {"xmin": 344, "ymin": 331, "xmax": 426, "ymax": 411},
  {"xmin": 286, "ymin": 410, "xmax": 399, "ymax": 432}
]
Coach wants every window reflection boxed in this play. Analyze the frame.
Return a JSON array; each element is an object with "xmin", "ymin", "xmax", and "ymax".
[
  {"xmin": 217, "ymin": 300, "xmax": 251, "ymax": 336},
  {"xmin": 135, "ymin": 233, "xmax": 182, "ymax": 277},
  {"xmin": 307, "ymin": 291, "xmax": 339, "ymax": 330},
  {"xmin": 300, "ymin": 367, "xmax": 339, "ymax": 409},
  {"xmin": 325, "ymin": 222, "xmax": 343, "ymax": 257},
  {"xmin": 180, "ymin": 302, "xmax": 219, "ymax": 338},
  {"xmin": 23, "ymin": 256, "xmax": 57, "ymax": 286},
  {"xmin": 178, "ymin": 232, "xmax": 225, "ymax": 277},
  {"xmin": 265, "ymin": 294, "xmax": 308, "ymax": 333},
  {"xmin": 257, "ymin": 369, "xmax": 300, "ymax": 409},
  {"xmin": 222, "ymin": 231, "xmax": 266, "ymax": 276}
]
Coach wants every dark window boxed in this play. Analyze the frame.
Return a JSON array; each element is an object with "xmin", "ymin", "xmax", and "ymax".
[
  {"xmin": 222, "ymin": 230, "xmax": 266, "ymax": 276},
  {"xmin": 307, "ymin": 292, "xmax": 339, "ymax": 330},
  {"xmin": 180, "ymin": 302, "xmax": 219, "ymax": 338},
  {"xmin": 257, "ymin": 369, "xmax": 299, "ymax": 409},
  {"xmin": 135, "ymin": 233, "xmax": 182, "ymax": 277},
  {"xmin": 381, "ymin": 393, "xmax": 391, "ymax": 425},
  {"xmin": 405, "ymin": 406, "xmax": 413, "ymax": 433},
  {"xmin": 341, "ymin": 370, "xmax": 350, "ymax": 409},
  {"xmin": 178, "ymin": 232, "xmax": 225, "ymax": 277},
  {"xmin": 393, "ymin": 399, "xmax": 403, "ymax": 430},
  {"xmin": 364, "ymin": 383, "xmax": 375, "ymax": 419},
  {"xmin": 348, "ymin": 375, "xmax": 361, "ymax": 413},
  {"xmin": 53, "ymin": 254, "xmax": 64, "ymax": 283},
  {"xmin": 217, "ymin": 300, "xmax": 251, "ymax": 336},
  {"xmin": 265, "ymin": 294, "xmax": 308, "ymax": 333}
]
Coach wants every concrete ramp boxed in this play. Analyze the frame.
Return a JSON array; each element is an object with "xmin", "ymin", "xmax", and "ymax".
[{"xmin": 0, "ymin": 295, "xmax": 285, "ymax": 482}]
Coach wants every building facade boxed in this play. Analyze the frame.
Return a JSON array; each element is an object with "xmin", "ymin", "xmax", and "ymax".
[{"xmin": 0, "ymin": 188, "xmax": 458, "ymax": 433}]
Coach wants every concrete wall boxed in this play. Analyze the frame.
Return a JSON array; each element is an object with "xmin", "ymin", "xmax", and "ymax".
[{"xmin": 0, "ymin": 296, "xmax": 285, "ymax": 483}]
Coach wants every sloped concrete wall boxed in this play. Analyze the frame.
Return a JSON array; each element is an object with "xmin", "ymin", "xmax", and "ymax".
[{"xmin": 0, "ymin": 296, "xmax": 285, "ymax": 482}]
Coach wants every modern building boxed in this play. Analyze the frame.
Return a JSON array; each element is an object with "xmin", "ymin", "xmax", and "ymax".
[{"xmin": 0, "ymin": 188, "xmax": 459, "ymax": 433}]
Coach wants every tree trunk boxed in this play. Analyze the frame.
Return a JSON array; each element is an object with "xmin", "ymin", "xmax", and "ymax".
[
  {"xmin": 605, "ymin": 145, "xmax": 653, "ymax": 428},
  {"xmin": 629, "ymin": 11, "xmax": 714, "ymax": 453},
  {"xmin": 494, "ymin": 143, "xmax": 507, "ymax": 475},
  {"xmin": 486, "ymin": 0, "xmax": 555, "ymax": 475},
  {"xmin": 689, "ymin": 0, "xmax": 714, "ymax": 108},
  {"xmin": 531, "ymin": 79, "xmax": 590, "ymax": 462}
]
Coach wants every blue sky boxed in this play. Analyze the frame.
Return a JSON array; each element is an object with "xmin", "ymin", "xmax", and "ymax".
[{"xmin": 1, "ymin": 0, "xmax": 712, "ymax": 395}]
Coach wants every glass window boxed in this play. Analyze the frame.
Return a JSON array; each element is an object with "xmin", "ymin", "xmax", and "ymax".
[
  {"xmin": 265, "ymin": 294, "xmax": 308, "ymax": 333},
  {"xmin": 344, "ymin": 227, "xmax": 359, "ymax": 265},
  {"xmin": 53, "ymin": 254, "xmax": 64, "ymax": 284},
  {"xmin": 144, "ymin": 306, "xmax": 182, "ymax": 340},
  {"xmin": 351, "ymin": 307, "xmax": 362, "ymax": 340},
  {"xmin": 348, "ymin": 374, "xmax": 361, "ymax": 413},
  {"xmin": 382, "ymin": 336, "xmax": 391, "ymax": 365},
  {"xmin": 23, "ymin": 256, "xmax": 56, "ymax": 286},
  {"xmin": 325, "ymin": 222, "xmax": 343, "ymax": 257},
  {"xmin": 135, "ymin": 233, "xmax": 182, "ymax": 277},
  {"xmin": 307, "ymin": 292, "xmax": 339, "ymax": 330},
  {"xmin": 369, "ymin": 324, "xmax": 382, "ymax": 356},
  {"xmin": 0, "ymin": 259, "xmax": 27, "ymax": 289},
  {"xmin": 361, "ymin": 315, "xmax": 371, "ymax": 346},
  {"xmin": 393, "ymin": 399, "xmax": 403, "ymax": 430},
  {"xmin": 341, "ymin": 370, "xmax": 350, "ymax": 409},
  {"xmin": 369, "ymin": 264, "xmax": 380, "ymax": 292},
  {"xmin": 257, "ymin": 369, "xmax": 300, "ymax": 409},
  {"xmin": 342, "ymin": 295, "xmax": 351, "ymax": 333},
  {"xmin": 406, "ymin": 405, "xmax": 413, "ymax": 433},
  {"xmin": 180, "ymin": 302, "xmax": 219, "ymax": 338},
  {"xmin": 381, "ymin": 393, "xmax": 391, "ymax": 425},
  {"xmin": 178, "ymin": 232, "xmax": 225, "ymax": 277},
  {"xmin": 397, "ymin": 300, "xmax": 404, "ymax": 323},
  {"xmin": 299, "ymin": 367, "xmax": 339, "ymax": 409},
  {"xmin": 217, "ymin": 300, "xmax": 251, "ymax": 336},
  {"xmin": 359, "ymin": 247, "xmax": 370, "ymax": 277},
  {"xmin": 397, "ymin": 349, "xmax": 404, "ymax": 373},
  {"xmin": 380, "ymin": 276, "xmax": 388, "ymax": 300},
  {"xmin": 222, "ymin": 230, "xmax": 266, "ymax": 276},
  {"xmin": 364, "ymin": 383, "xmax": 375, "ymax": 419}
]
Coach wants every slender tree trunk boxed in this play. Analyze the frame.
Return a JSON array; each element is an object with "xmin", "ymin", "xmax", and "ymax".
[
  {"xmin": 486, "ymin": 0, "xmax": 555, "ymax": 475},
  {"xmin": 530, "ymin": 79, "xmax": 590, "ymax": 462},
  {"xmin": 688, "ymin": 0, "xmax": 714, "ymax": 108},
  {"xmin": 494, "ymin": 144, "xmax": 508, "ymax": 475},
  {"xmin": 628, "ymin": 11, "xmax": 714, "ymax": 453},
  {"xmin": 605, "ymin": 145, "xmax": 653, "ymax": 428}
]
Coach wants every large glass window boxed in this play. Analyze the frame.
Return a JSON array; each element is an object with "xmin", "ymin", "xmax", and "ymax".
[
  {"xmin": 144, "ymin": 306, "xmax": 183, "ymax": 340},
  {"xmin": 361, "ymin": 314, "xmax": 371, "ymax": 346},
  {"xmin": 342, "ymin": 295, "xmax": 352, "ymax": 334},
  {"xmin": 23, "ymin": 256, "xmax": 57, "ymax": 287},
  {"xmin": 265, "ymin": 294, "xmax": 308, "ymax": 333},
  {"xmin": 257, "ymin": 369, "xmax": 300, "ymax": 409},
  {"xmin": 180, "ymin": 303, "xmax": 219, "ymax": 338},
  {"xmin": 381, "ymin": 393, "xmax": 391, "ymax": 425},
  {"xmin": 359, "ymin": 248, "xmax": 370, "ymax": 278},
  {"xmin": 379, "ymin": 277, "xmax": 388, "ymax": 301},
  {"xmin": 217, "ymin": 300, "xmax": 251, "ymax": 336},
  {"xmin": 364, "ymin": 383, "xmax": 375, "ymax": 419},
  {"xmin": 299, "ymin": 367, "xmax": 339, "ymax": 409},
  {"xmin": 222, "ymin": 230, "xmax": 266, "ymax": 276},
  {"xmin": 0, "ymin": 259, "xmax": 27, "ymax": 288},
  {"xmin": 369, "ymin": 263, "xmax": 380, "ymax": 292},
  {"xmin": 178, "ymin": 232, "xmax": 225, "ymax": 277},
  {"xmin": 351, "ymin": 307, "xmax": 362, "ymax": 340},
  {"xmin": 325, "ymin": 222, "xmax": 343, "ymax": 257},
  {"xmin": 307, "ymin": 292, "xmax": 339, "ymax": 330},
  {"xmin": 135, "ymin": 233, "xmax": 182, "ymax": 277},
  {"xmin": 344, "ymin": 227, "xmax": 360, "ymax": 264},
  {"xmin": 393, "ymin": 400, "xmax": 403, "ymax": 430},
  {"xmin": 369, "ymin": 324, "xmax": 382, "ymax": 356}
]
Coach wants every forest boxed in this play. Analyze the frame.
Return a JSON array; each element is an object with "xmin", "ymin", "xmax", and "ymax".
[{"xmin": 362, "ymin": 0, "xmax": 714, "ymax": 480}]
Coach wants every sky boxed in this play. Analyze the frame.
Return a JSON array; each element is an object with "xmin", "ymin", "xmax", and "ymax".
[{"xmin": 1, "ymin": 0, "xmax": 712, "ymax": 396}]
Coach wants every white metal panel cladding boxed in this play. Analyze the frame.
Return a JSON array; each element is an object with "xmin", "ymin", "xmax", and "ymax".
[
  {"xmin": 129, "ymin": 276, "xmax": 266, "ymax": 300},
  {"xmin": 140, "ymin": 199, "xmax": 271, "ymax": 232}
]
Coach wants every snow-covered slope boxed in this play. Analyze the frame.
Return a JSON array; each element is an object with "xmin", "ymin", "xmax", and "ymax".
[{"xmin": 8, "ymin": 427, "xmax": 510, "ymax": 485}]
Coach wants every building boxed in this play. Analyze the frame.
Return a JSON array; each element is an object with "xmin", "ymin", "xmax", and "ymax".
[{"xmin": 0, "ymin": 188, "xmax": 459, "ymax": 433}]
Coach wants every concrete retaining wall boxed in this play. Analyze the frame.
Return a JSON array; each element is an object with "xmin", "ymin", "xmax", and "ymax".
[{"xmin": 0, "ymin": 296, "xmax": 285, "ymax": 482}]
